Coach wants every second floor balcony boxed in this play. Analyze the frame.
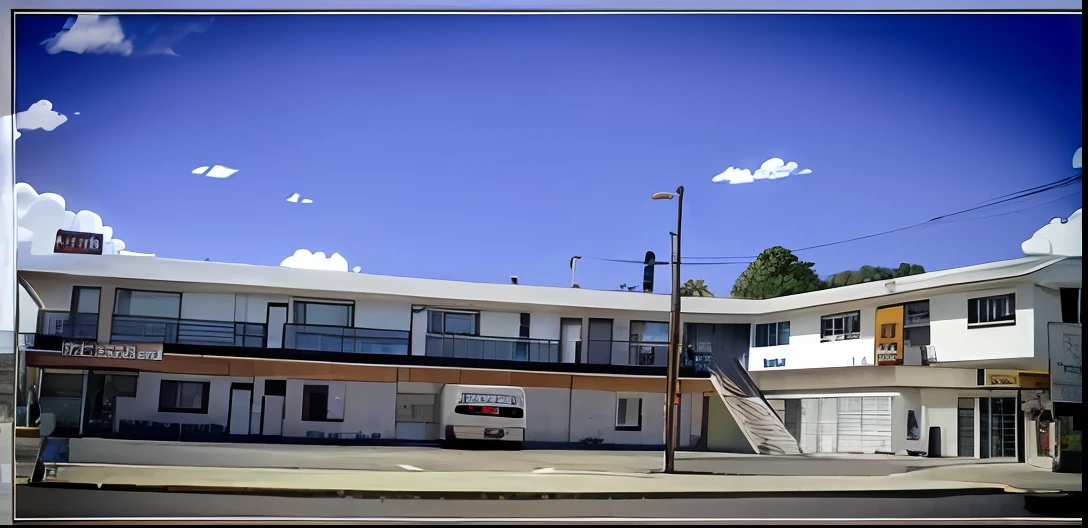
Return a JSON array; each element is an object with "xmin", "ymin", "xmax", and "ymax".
[
  {"xmin": 283, "ymin": 324, "xmax": 409, "ymax": 355},
  {"xmin": 425, "ymin": 334, "xmax": 560, "ymax": 363},
  {"xmin": 582, "ymin": 338, "xmax": 713, "ymax": 372},
  {"xmin": 38, "ymin": 311, "xmax": 99, "ymax": 340},
  {"xmin": 110, "ymin": 315, "xmax": 266, "ymax": 348}
]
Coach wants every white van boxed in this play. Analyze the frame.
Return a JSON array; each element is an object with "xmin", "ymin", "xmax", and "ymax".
[{"xmin": 438, "ymin": 384, "xmax": 526, "ymax": 447}]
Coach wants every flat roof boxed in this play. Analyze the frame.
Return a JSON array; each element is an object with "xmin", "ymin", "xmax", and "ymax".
[{"xmin": 17, "ymin": 250, "xmax": 1077, "ymax": 316}]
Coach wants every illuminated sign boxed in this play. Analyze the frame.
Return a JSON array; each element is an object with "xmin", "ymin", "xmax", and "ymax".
[
  {"xmin": 53, "ymin": 229, "xmax": 104, "ymax": 255},
  {"xmin": 61, "ymin": 341, "xmax": 164, "ymax": 361}
]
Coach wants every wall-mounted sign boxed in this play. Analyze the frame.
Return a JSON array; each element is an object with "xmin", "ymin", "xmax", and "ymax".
[
  {"xmin": 61, "ymin": 341, "xmax": 164, "ymax": 361},
  {"xmin": 986, "ymin": 370, "xmax": 1019, "ymax": 386},
  {"xmin": 54, "ymin": 229, "xmax": 104, "ymax": 255},
  {"xmin": 874, "ymin": 306, "xmax": 905, "ymax": 366},
  {"xmin": 1049, "ymin": 323, "xmax": 1082, "ymax": 404}
]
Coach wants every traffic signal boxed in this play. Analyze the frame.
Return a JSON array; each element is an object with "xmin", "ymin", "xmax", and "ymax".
[{"xmin": 643, "ymin": 251, "xmax": 656, "ymax": 293}]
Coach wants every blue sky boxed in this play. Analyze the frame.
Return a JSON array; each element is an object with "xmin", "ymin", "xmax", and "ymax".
[{"xmin": 13, "ymin": 13, "xmax": 1083, "ymax": 293}]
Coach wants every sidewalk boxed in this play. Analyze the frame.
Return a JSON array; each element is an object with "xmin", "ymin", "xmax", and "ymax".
[{"xmin": 38, "ymin": 461, "xmax": 1081, "ymax": 500}]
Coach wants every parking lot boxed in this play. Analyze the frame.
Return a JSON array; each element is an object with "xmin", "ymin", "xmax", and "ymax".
[{"xmin": 53, "ymin": 437, "xmax": 995, "ymax": 477}]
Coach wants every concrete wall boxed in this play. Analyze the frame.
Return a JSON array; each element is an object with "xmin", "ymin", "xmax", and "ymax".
[
  {"xmin": 116, "ymin": 372, "xmax": 248, "ymax": 429},
  {"xmin": 234, "ymin": 294, "xmax": 291, "ymax": 323},
  {"xmin": 524, "ymin": 387, "xmax": 570, "ymax": 442},
  {"xmin": 181, "ymin": 293, "xmax": 236, "ymax": 322},
  {"xmin": 280, "ymin": 379, "xmax": 397, "ymax": 439},
  {"xmin": 748, "ymin": 305, "xmax": 877, "ymax": 372},
  {"xmin": 479, "ymin": 311, "xmax": 520, "ymax": 338},
  {"xmin": 355, "ymin": 299, "xmax": 412, "ymax": 331},
  {"xmin": 928, "ymin": 284, "xmax": 1036, "ymax": 364}
]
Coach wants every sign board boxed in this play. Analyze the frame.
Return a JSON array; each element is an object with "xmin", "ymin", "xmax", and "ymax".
[
  {"xmin": 61, "ymin": 341, "xmax": 164, "ymax": 361},
  {"xmin": 1048, "ymin": 323, "xmax": 1082, "ymax": 404},
  {"xmin": 984, "ymin": 369, "xmax": 1020, "ymax": 387},
  {"xmin": 54, "ymin": 230, "xmax": 104, "ymax": 255}
]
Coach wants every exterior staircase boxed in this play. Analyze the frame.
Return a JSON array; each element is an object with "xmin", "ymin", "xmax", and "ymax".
[{"xmin": 708, "ymin": 359, "xmax": 803, "ymax": 456}]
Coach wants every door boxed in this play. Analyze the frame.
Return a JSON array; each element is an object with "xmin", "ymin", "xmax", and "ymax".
[
  {"xmin": 266, "ymin": 303, "xmax": 289, "ymax": 349},
  {"xmin": 957, "ymin": 398, "xmax": 976, "ymax": 457},
  {"xmin": 836, "ymin": 396, "xmax": 892, "ymax": 454},
  {"xmin": 260, "ymin": 379, "xmax": 287, "ymax": 436},
  {"xmin": 559, "ymin": 318, "xmax": 582, "ymax": 364},
  {"xmin": 585, "ymin": 318, "xmax": 613, "ymax": 364},
  {"xmin": 981, "ymin": 397, "xmax": 1018, "ymax": 459},
  {"xmin": 228, "ymin": 382, "xmax": 254, "ymax": 435},
  {"xmin": 82, "ymin": 373, "xmax": 114, "ymax": 436}
]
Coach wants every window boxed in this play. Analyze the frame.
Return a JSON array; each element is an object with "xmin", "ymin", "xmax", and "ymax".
[
  {"xmin": 630, "ymin": 321, "xmax": 669, "ymax": 342},
  {"xmin": 110, "ymin": 375, "xmax": 138, "ymax": 398},
  {"xmin": 72, "ymin": 287, "xmax": 101, "ymax": 314},
  {"xmin": 516, "ymin": 313, "xmax": 531, "ymax": 361},
  {"xmin": 158, "ymin": 380, "xmax": 209, "ymax": 414},
  {"xmin": 616, "ymin": 397, "xmax": 643, "ymax": 431},
  {"xmin": 301, "ymin": 383, "xmax": 345, "ymax": 422},
  {"xmin": 519, "ymin": 313, "xmax": 531, "ymax": 338},
  {"xmin": 904, "ymin": 301, "xmax": 930, "ymax": 327},
  {"xmin": 821, "ymin": 311, "xmax": 861, "ymax": 342},
  {"xmin": 968, "ymin": 294, "xmax": 1016, "ymax": 327},
  {"xmin": 754, "ymin": 322, "xmax": 790, "ymax": 347},
  {"xmin": 114, "ymin": 289, "xmax": 181, "ymax": 319},
  {"xmin": 1059, "ymin": 288, "xmax": 1081, "ymax": 325},
  {"xmin": 294, "ymin": 301, "xmax": 353, "ymax": 327},
  {"xmin": 427, "ymin": 310, "xmax": 477, "ymax": 335},
  {"xmin": 880, "ymin": 323, "xmax": 896, "ymax": 339}
]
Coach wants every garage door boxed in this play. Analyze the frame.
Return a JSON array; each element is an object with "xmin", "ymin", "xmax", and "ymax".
[{"xmin": 836, "ymin": 396, "xmax": 892, "ymax": 453}]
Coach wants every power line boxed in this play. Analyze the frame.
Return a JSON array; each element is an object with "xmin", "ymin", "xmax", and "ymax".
[{"xmin": 584, "ymin": 173, "xmax": 1081, "ymax": 267}]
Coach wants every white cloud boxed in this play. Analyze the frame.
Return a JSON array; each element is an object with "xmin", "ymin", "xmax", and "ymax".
[
  {"xmin": 279, "ymin": 249, "xmax": 352, "ymax": 272},
  {"xmin": 15, "ymin": 100, "xmax": 68, "ymax": 132},
  {"xmin": 74, "ymin": 112, "xmax": 81, "ymax": 116},
  {"xmin": 1021, "ymin": 208, "xmax": 1082, "ymax": 258},
  {"xmin": 205, "ymin": 165, "xmax": 238, "ymax": 178},
  {"xmin": 352, "ymin": 266, "xmax": 362, "ymax": 273},
  {"xmin": 287, "ymin": 193, "xmax": 300, "ymax": 203},
  {"xmin": 301, "ymin": 198, "xmax": 314, "ymax": 204},
  {"xmin": 711, "ymin": 157, "xmax": 808, "ymax": 185},
  {"xmin": 15, "ymin": 182, "xmax": 130, "ymax": 256},
  {"xmin": 798, "ymin": 169, "xmax": 813, "ymax": 175},
  {"xmin": 1074, "ymin": 147, "xmax": 1082, "ymax": 169},
  {"xmin": 42, "ymin": 15, "xmax": 134, "ymax": 56},
  {"xmin": 192, "ymin": 166, "xmax": 209, "ymax": 175},
  {"xmin": 287, "ymin": 193, "xmax": 314, "ymax": 204}
]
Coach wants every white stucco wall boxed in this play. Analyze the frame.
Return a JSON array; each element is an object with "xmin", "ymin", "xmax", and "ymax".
[
  {"xmin": 280, "ymin": 379, "xmax": 396, "ymax": 439},
  {"xmin": 234, "ymin": 294, "xmax": 291, "ymax": 324},
  {"xmin": 479, "ymin": 311, "xmax": 520, "ymax": 338},
  {"xmin": 749, "ymin": 306, "xmax": 876, "ymax": 372},
  {"xmin": 928, "ymin": 285, "xmax": 1036, "ymax": 364},
  {"xmin": 529, "ymin": 313, "xmax": 561, "ymax": 341},
  {"xmin": 114, "ymin": 372, "xmax": 249, "ymax": 429},
  {"xmin": 568, "ymin": 389, "xmax": 617, "ymax": 443}
]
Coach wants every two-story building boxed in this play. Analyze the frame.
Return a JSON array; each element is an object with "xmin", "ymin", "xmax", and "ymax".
[{"xmin": 14, "ymin": 250, "xmax": 1082, "ymax": 466}]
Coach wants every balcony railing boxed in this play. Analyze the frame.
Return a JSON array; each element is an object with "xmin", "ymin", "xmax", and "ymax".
[
  {"xmin": 38, "ymin": 311, "xmax": 99, "ymax": 340},
  {"xmin": 284, "ymin": 324, "xmax": 409, "ymax": 355},
  {"xmin": 425, "ymin": 334, "xmax": 560, "ymax": 363},
  {"xmin": 582, "ymin": 339, "xmax": 670, "ymax": 367},
  {"xmin": 110, "ymin": 315, "xmax": 266, "ymax": 347}
]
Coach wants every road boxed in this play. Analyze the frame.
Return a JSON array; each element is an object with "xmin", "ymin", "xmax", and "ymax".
[
  {"xmin": 13, "ymin": 485, "xmax": 1082, "ymax": 523},
  {"xmin": 59, "ymin": 438, "xmax": 995, "ymax": 477}
]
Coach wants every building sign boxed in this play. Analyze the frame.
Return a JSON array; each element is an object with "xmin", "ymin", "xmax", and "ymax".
[
  {"xmin": 54, "ymin": 229, "xmax": 104, "ymax": 255},
  {"xmin": 985, "ymin": 370, "xmax": 1020, "ymax": 386},
  {"xmin": 1049, "ymin": 323, "xmax": 1082, "ymax": 404},
  {"xmin": 874, "ymin": 305, "xmax": 905, "ymax": 366},
  {"xmin": 61, "ymin": 341, "xmax": 164, "ymax": 361}
]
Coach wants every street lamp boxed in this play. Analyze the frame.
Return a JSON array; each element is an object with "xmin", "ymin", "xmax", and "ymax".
[{"xmin": 652, "ymin": 186, "xmax": 683, "ymax": 474}]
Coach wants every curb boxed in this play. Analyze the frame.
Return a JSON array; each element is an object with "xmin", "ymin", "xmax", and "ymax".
[{"xmin": 27, "ymin": 481, "xmax": 1036, "ymax": 501}]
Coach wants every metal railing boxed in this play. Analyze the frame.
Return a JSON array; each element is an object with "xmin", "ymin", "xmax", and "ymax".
[
  {"xmin": 110, "ymin": 315, "xmax": 266, "ymax": 347},
  {"xmin": 284, "ymin": 323, "xmax": 409, "ymax": 355},
  {"xmin": 581, "ymin": 339, "xmax": 670, "ymax": 366},
  {"xmin": 425, "ymin": 334, "xmax": 560, "ymax": 363},
  {"xmin": 37, "ymin": 311, "xmax": 99, "ymax": 340}
]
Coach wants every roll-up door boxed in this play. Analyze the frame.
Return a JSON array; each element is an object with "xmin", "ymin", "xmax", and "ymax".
[{"xmin": 836, "ymin": 396, "xmax": 893, "ymax": 453}]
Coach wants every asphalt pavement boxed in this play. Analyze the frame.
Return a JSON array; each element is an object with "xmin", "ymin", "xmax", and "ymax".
[{"xmin": 13, "ymin": 485, "xmax": 1083, "ymax": 522}]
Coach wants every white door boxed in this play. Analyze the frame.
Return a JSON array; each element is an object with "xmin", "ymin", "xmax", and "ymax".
[
  {"xmin": 229, "ymin": 389, "xmax": 251, "ymax": 435},
  {"xmin": 262, "ymin": 395, "xmax": 284, "ymax": 436},
  {"xmin": 266, "ymin": 304, "xmax": 288, "ymax": 349},
  {"xmin": 836, "ymin": 396, "xmax": 892, "ymax": 453},
  {"xmin": 817, "ymin": 397, "xmax": 839, "ymax": 453},
  {"xmin": 560, "ymin": 319, "xmax": 582, "ymax": 363}
]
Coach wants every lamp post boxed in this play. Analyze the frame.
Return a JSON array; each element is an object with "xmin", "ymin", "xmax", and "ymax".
[{"xmin": 651, "ymin": 186, "xmax": 684, "ymax": 474}]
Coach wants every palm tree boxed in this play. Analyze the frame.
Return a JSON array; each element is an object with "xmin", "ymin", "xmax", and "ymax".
[{"xmin": 680, "ymin": 279, "xmax": 713, "ymax": 297}]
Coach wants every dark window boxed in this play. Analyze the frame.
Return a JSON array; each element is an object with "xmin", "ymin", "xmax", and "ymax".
[
  {"xmin": 294, "ymin": 301, "xmax": 353, "ymax": 327},
  {"xmin": 114, "ymin": 289, "xmax": 181, "ymax": 318},
  {"xmin": 616, "ymin": 397, "xmax": 643, "ymax": 431},
  {"xmin": 904, "ymin": 301, "xmax": 930, "ymax": 327},
  {"xmin": 264, "ymin": 379, "xmax": 287, "ymax": 397},
  {"xmin": 519, "ymin": 313, "xmax": 531, "ymax": 338},
  {"xmin": 110, "ymin": 375, "xmax": 138, "ymax": 398},
  {"xmin": 71, "ymin": 287, "xmax": 101, "ymax": 314},
  {"xmin": 158, "ymin": 380, "xmax": 210, "ymax": 414},
  {"xmin": 301, "ymin": 384, "xmax": 330, "ymax": 421},
  {"xmin": 427, "ymin": 310, "xmax": 478, "ymax": 335},
  {"xmin": 1060, "ymin": 288, "xmax": 1081, "ymax": 325},
  {"xmin": 967, "ymin": 294, "xmax": 1016, "ymax": 326},
  {"xmin": 820, "ymin": 312, "xmax": 861, "ymax": 342},
  {"xmin": 753, "ymin": 322, "xmax": 790, "ymax": 347}
]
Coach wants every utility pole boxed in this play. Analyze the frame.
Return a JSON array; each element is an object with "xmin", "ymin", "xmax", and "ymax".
[{"xmin": 653, "ymin": 186, "xmax": 684, "ymax": 473}]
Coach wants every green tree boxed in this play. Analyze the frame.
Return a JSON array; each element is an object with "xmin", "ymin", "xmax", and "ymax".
[
  {"xmin": 731, "ymin": 246, "xmax": 824, "ymax": 299},
  {"xmin": 680, "ymin": 278, "xmax": 713, "ymax": 297},
  {"xmin": 825, "ymin": 262, "xmax": 927, "ymax": 289}
]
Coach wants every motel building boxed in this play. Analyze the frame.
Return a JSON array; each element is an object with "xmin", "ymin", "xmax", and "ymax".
[{"xmin": 13, "ymin": 250, "xmax": 1083, "ymax": 471}]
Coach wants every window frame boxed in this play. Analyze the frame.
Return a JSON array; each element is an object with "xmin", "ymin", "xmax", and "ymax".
[
  {"xmin": 967, "ymin": 293, "xmax": 1016, "ymax": 328},
  {"xmin": 300, "ymin": 383, "xmax": 346, "ymax": 423},
  {"xmin": 426, "ymin": 309, "xmax": 480, "ymax": 336},
  {"xmin": 71, "ymin": 286, "xmax": 102, "ymax": 315},
  {"xmin": 293, "ymin": 299, "xmax": 355, "ymax": 328},
  {"xmin": 157, "ymin": 379, "xmax": 210, "ymax": 414},
  {"xmin": 820, "ymin": 311, "xmax": 861, "ymax": 342},
  {"xmin": 615, "ymin": 396, "xmax": 644, "ymax": 431},
  {"xmin": 753, "ymin": 321, "xmax": 790, "ymax": 348}
]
